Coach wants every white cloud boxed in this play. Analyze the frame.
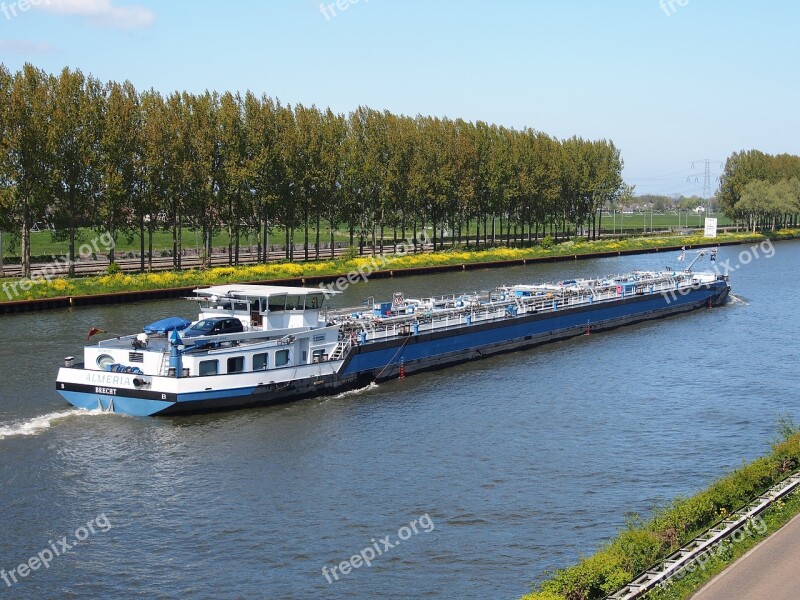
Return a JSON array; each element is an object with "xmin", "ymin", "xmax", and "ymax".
[
  {"xmin": 35, "ymin": 0, "xmax": 155, "ymax": 30},
  {"xmin": 0, "ymin": 40, "xmax": 56, "ymax": 54}
]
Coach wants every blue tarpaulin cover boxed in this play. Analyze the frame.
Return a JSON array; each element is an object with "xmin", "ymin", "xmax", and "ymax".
[{"xmin": 143, "ymin": 316, "xmax": 191, "ymax": 335}]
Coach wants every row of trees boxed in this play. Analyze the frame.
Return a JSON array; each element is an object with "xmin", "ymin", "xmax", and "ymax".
[
  {"xmin": 718, "ymin": 150, "xmax": 800, "ymax": 231},
  {"xmin": 0, "ymin": 63, "xmax": 625, "ymax": 277}
]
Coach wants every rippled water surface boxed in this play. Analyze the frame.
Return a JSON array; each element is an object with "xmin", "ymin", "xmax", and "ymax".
[{"xmin": 1, "ymin": 241, "xmax": 798, "ymax": 599}]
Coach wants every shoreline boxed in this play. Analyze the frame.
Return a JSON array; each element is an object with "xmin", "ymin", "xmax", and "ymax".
[
  {"xmin": 521, "ymin": 428, "xmax": 800, "ymax": 600},
  {"xmin": 0, "ymin": 234, "xmax": 790, "ymax": 315}
]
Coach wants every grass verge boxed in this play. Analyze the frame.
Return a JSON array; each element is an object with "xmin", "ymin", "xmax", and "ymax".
[
  {"xmin": 521, "ymin": 423, "xmax": 800, "ymax": 600},
  {"xmin": 0, "ymin": 230, "xmax": 796, "ymax": 304}
]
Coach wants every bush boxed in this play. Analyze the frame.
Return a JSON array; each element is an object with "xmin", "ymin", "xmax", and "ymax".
[
  {"xmin": 105, "ymin": 262, "xmax": 121, "ymax": 275},
  {"xmin": 540, "ymin": 235, "xmax": 554, "ymax": 249}
]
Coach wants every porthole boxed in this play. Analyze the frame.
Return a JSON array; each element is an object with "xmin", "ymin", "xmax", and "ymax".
[{"xmin": 96, "ymin": 354, "xmax": 115, "ymax": 369}]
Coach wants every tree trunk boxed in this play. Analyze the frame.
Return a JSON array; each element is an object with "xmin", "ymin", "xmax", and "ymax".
[
  {"xmin": 172, "ymin": 217, "xmax": 179, "ymax": 269},
  {"xmin": 177, "ymin": 217, "xmax": 182, "ymax": 270},
  {"xmin": 148, "ymin": 221, "xmax": 153, "ymax": 272},
  {"xmin": 139, "ymin": 217, "xmax": 145, "ymax": 273},
  {"xmin": 108, "ymin": 219, "xmax": 116, "ymax": 264},
  {"xmin": 68, "ymin": 212, "xmax": 76, "ymax": 278},
  {"xmin": 597, "ymin": 208, "xmax": 603, "ymax": 240},
  {"xmin": 228, "ymin": 218, "xmax": 233, "ymax": 266},
  {"xmin": 21, "ymin": 201, "xmax": 30, "ymax": 278},
  {"xmin": 234, "ymin": 222, "xmax": 240, "ymax": 266},
  {"xmin": 315, "ymin": 212, "xmax": 321, "ymax": 260},
  {"xmin": 205, "ymin": 227, "xmax": 212, "ymax": 268},
  {"xmin": 304, "ymin": 210, "xmax": 309, "ymax": 262}
]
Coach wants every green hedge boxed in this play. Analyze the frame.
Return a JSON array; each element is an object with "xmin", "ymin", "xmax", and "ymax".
[{"xmin": 523, "ymin": 429, "xmax": 800, "ymax": 600}]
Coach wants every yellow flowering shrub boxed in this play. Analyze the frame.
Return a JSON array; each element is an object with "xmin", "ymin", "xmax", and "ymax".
[{"xmin": 1, "ymin": 230, "xmax": 793, "ymax": 303}]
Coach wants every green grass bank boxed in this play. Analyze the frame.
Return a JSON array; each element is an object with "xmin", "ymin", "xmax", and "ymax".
[{"xmin": 1, "ymin": 230, "xmax": 796, "ymax": 306}]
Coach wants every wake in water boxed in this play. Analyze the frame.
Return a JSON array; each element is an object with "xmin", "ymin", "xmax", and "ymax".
[
  {"xmin": 0, "ymin": 408, "xmax": 104, "ymax": 441},
  {"xmin": 332, "ymin": 382, "xmax": 379, "ymax": 400},
  {"xmin": 729, "ymin": 294, "xmax": 749, "ymax": 306}
]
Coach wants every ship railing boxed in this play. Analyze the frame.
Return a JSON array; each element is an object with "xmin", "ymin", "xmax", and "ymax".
[{"xmin": 362, "ymin": 279, "xmax": 700, "ymax": 341}]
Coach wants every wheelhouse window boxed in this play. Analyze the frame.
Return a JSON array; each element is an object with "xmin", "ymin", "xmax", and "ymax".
[
  {"xmin": 275, "ymin": 349, "xmax": 290, "ymax": 367},
  {"xmin": 199, "ymin": 360, "xmax": 218, "ymax": 376},
  {"xmin": 253, "ymin": 353, "xmax": 268, "ymax": 371},
  {"xmin": 285, "ymin": 295, "xmax": 304, "ymax": 311},
  {"xmin": 267, "ymin": 295, "xmax": 286, "ymax": 313},
  {"xmin": 307, "ymin": 293, "xmax": 324, "ymax": 310},
  {"xmin": 227, "ymin": 356, "xmax": 244, "ymax": 374}
]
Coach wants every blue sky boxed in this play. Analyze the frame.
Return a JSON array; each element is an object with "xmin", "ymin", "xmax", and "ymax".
[{"xmin": 1, "ymin": 0, "xmax": 798, "ymax": 196}]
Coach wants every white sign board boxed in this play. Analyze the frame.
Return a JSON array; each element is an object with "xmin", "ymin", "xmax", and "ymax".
[{"xmin": 704, "ymin": 217, "xmax": 718, "ymax": 238}]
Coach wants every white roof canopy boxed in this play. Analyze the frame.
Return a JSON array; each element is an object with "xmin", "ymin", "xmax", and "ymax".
[{"xmin": 192, "ymin": 284, "xmax": 339, "ymax": 300}]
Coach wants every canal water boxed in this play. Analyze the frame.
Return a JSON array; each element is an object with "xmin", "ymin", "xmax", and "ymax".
[{"xmin": 1, "ymin": 241, "xmax": 798, "ymax": 599}]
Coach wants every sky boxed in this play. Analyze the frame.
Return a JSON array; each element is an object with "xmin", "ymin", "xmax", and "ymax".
[{"xmin": 1, "ymin": 0, "xmax": 798, "ymax": 197}]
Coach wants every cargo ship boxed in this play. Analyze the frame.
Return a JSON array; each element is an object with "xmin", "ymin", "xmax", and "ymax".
[{"xmin": 56, "ymin": 253, "xmax": 730, "ymax": 416}]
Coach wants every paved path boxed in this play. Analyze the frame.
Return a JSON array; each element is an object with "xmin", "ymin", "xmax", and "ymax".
[{"xmin": 692, "ymin": 513, "xmax": 800, "ymax": 600}]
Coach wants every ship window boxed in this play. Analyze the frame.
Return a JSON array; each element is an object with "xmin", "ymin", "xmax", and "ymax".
[
  {"xmin": 268, "ymin": 295, "xmax": 286, "ymax": 313},
  {"xmin": 302, "ymin": 351, "xmax": 308, "ymax": 363},
  {"xmin": 276, "ymin": 349, "xmax": 290, "ymax": 367},
  {"xmin": 253, "ymin": 353, "xmax": 268, "ymax": 371},
  {"xmin": 227, "ymin": 356, "xmax": 244, "ymax": 374},
  {"xmin": 307, "ymin": 293, "xmax": 324, "ymax": 310},
  {"xmin": 285, "ymin": 295, "xmax": 304, "ymax": 311},
  {"xmin": 199, "ymin": 360, "xmax": 218, "ymax": 376}
]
